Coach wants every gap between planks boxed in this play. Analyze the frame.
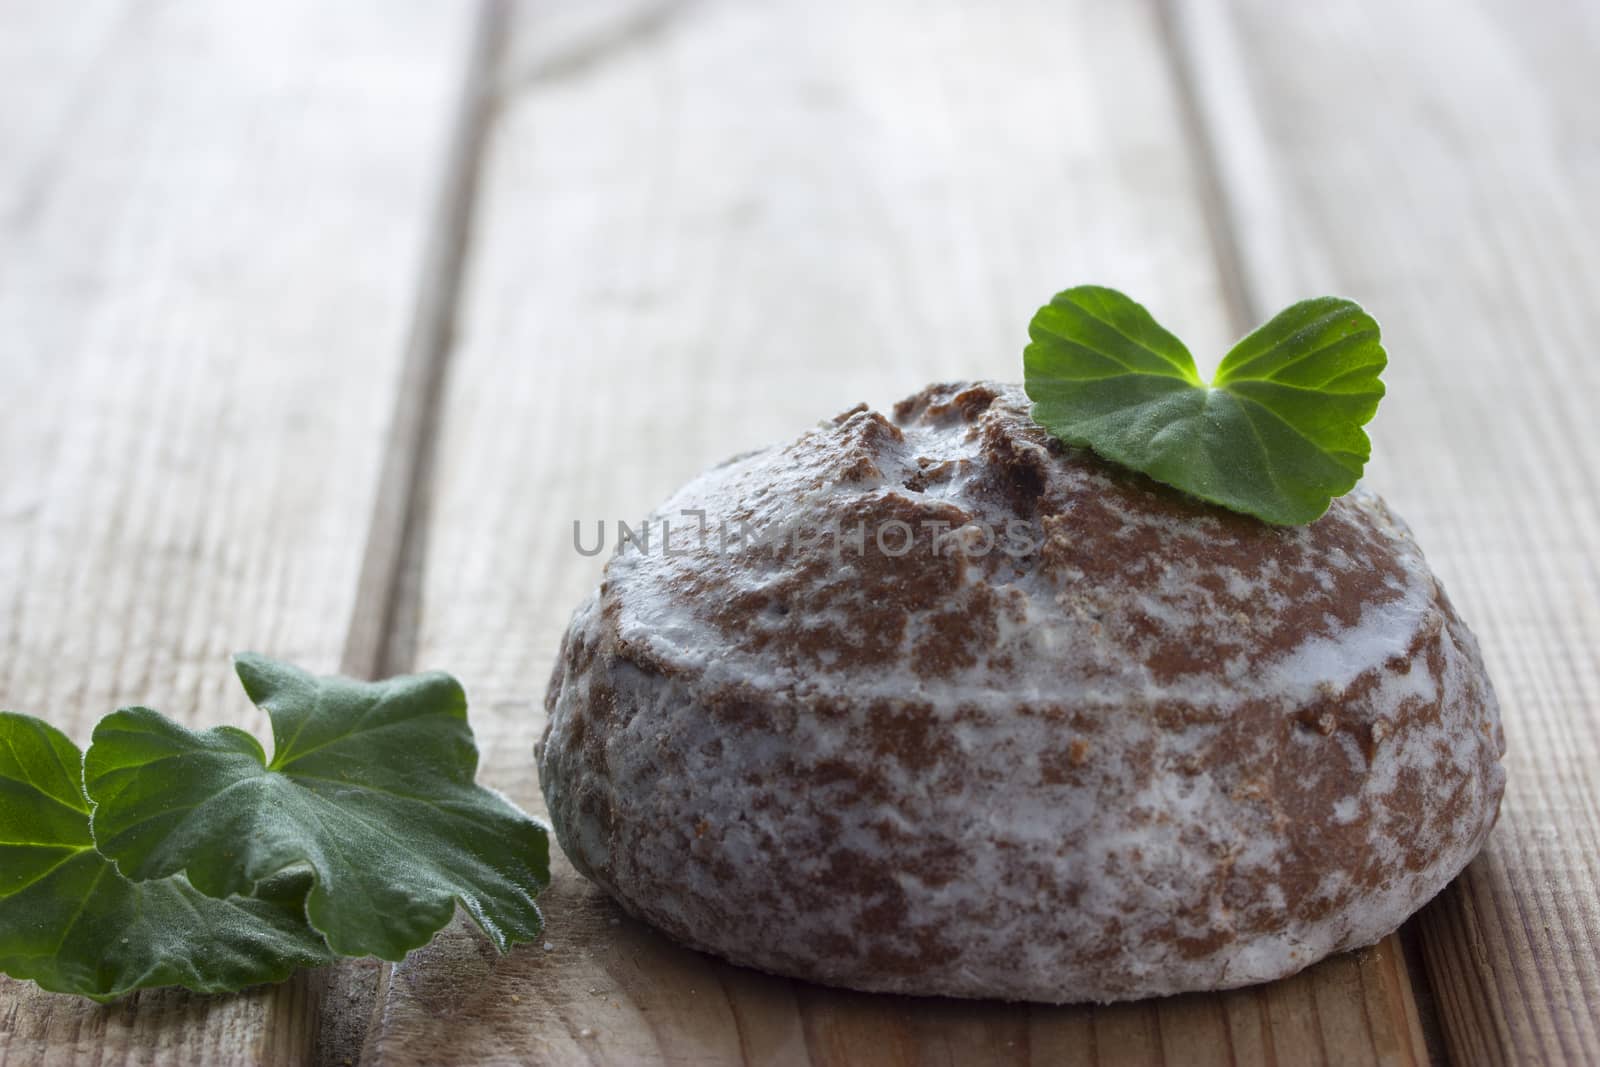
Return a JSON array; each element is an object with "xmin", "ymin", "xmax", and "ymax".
[
  {"xmin": 340, "ymin": 0, "xmax": 509, "ymax": 685},
  {"xmin": 275, "ymin": 1, "xmax": 510, "ymax": 1064}
]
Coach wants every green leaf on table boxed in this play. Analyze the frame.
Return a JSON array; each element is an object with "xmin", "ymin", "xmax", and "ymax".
[
  {"xmin": 0, "ymin": 712, "xmax": 331, "ymax": 1001},
  {"xmin": 1023, "ymin": 285, "xmax": 1387, "ymax": 525},
  {"xmin": 84, "ymin": 654, "xmax": 549, "ymax": 961}
]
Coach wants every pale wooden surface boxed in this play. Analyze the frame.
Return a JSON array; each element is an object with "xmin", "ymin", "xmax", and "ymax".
[
  {"xmin": 0, "ymin": 0, "xmax": 1595, "ymax": 1063},
  {"xmin": 0, "ymin": 1, "xmax": 480, "ymax": 1064}
]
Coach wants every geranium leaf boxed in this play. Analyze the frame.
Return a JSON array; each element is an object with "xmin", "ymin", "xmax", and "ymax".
[
  {"xmin": 0, "ymin": 712, "xmax": 330, "ymax": 1001},
  {"xmin": 1024, "ymin": 286, "xmax": 1386, "ymax": 524},
  {"xmin": 84, "ymin": 655, "xmax": 549, "ymax": 961}
]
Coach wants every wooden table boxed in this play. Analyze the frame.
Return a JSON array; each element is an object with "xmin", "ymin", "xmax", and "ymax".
[{"xmin": 2, "ymin": 0, "xmax": 1596, "ymax": 1063}]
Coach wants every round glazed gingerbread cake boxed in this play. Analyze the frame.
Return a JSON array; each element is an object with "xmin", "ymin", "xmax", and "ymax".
[{"xmin": 539, "ymin": 381, "xmax": 1505, "ymax": 1002}]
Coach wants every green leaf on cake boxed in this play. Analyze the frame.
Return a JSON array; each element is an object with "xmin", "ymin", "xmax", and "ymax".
[{"xmin": 1024, "ymin": 285, "xmax": 1387, "ymax": 524}]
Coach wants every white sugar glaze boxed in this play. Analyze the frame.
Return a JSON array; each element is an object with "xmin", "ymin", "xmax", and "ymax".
[{"xmin": 540, "ymin": 382, "xmax": 1505, "ymax": 1001}]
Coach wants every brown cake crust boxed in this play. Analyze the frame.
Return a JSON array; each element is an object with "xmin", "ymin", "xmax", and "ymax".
[{"xmin": 538, "ymin": 381, "xmax": 1506, "ymax": 1002}]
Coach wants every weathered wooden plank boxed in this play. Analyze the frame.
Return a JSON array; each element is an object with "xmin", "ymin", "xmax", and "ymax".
[
  {"xmin": 1172, "ymin": 0, "xmax": 1600, "ymax": 1062},
  {"xmin": 0, "ymin": 2, "xmax": 483, "ymax": 1064},
  {"xmin": 360, "ymin": 0, "xmax": 1430, "ymax": 1063}
]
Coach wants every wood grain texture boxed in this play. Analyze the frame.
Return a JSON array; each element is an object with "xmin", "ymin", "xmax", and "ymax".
[
  {"xmin": 1172, "ymin": 0, "xmax": 1600, "ymax": 1063},
  {"xmin": 360, "ymin": 0, "xmax": 1428, "ymax": 1063},
  {"xmin": 0, "ymin": 1, "xmax": 480, "ymax": 1063}
]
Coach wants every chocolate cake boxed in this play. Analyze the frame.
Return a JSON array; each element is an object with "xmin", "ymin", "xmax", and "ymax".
[{"xmin": 538, "ymin": 381, "xmax": 1505, "ymax": 1002}]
